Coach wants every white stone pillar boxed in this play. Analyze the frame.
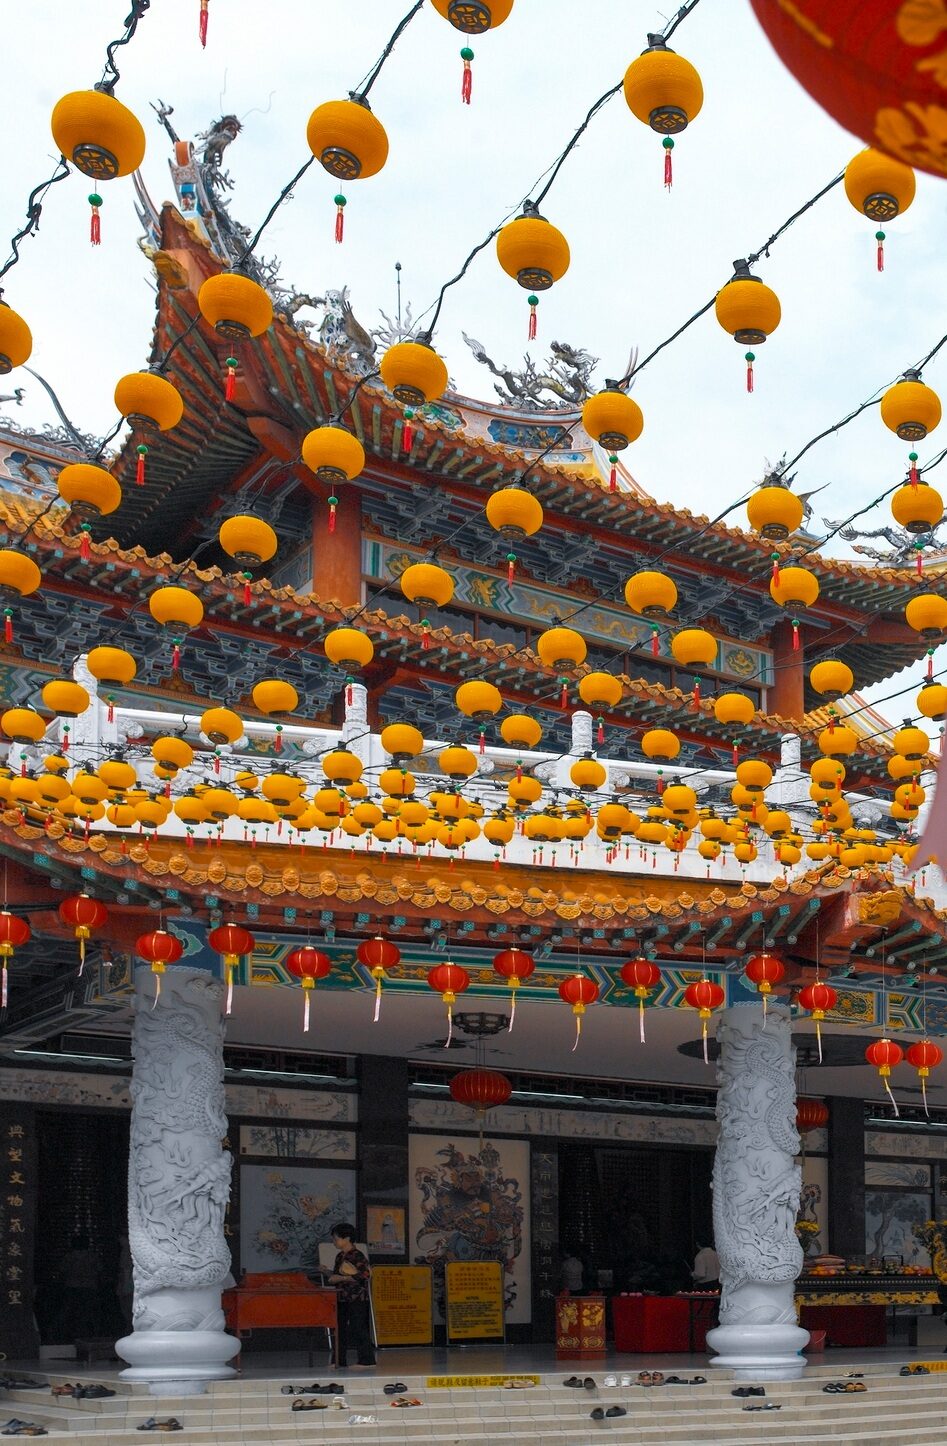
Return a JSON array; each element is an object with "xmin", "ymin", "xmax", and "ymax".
[
  {"xmin": 706, "ymin": 1003, "xmax": 809, "ymax": 1378},
  {"xmin": 116, "ymin": 966, "xmax": 240, "ymax": 1395}
]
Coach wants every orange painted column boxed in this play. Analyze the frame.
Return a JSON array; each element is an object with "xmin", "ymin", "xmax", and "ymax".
[
  {"xmin": 309, "ymin": 487, "xmax": 363, "ymax": 607},
  {"xmin": 769, "ymin": 620, "xmax": 805, "ymax": 723}
]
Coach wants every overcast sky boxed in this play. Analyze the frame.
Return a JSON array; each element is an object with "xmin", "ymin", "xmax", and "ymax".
[{"xmin": 5, "ymin": 0, "xmax": 947, "ymax": 729}]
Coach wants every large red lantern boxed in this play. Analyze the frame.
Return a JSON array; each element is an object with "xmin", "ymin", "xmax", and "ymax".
[
  {"xmin": 427, "ymin": 961, "xmax": 471, "ymax": 1045},
  {"xmin": 449, "ymin": 1068, "xmax": 513, "ymax": 1112},
  {"xmin": 745, "ymin": 951, "xmax": 785, "ymax": 1017},
  {"xmin": 558, "ymin": 973, "xmax": 599, "ymax": 1052},
  {"xmin": 136, "ymin": 928, "xmax": 184, "ymax": 1002},
  {"xmin": 619, "ymin": 958, "xmax": 662, "ymax": 1043},
  {"xmin": 356, "ymin": 936, "xmax": 401, "ymax": 1022},
  {"xmin": 684, "ymin": 977, "xmax": 725, "ymax": 1064},
  {"xmin": 797, "ymin": 980, "xmax": 838, "ymax": 1063},
  {"xmin": 58, "ymin": 893, "xmax": 109, "ymax": 973},
  {"xmin": 286, "ymin": 945, "xmax": 331, "ymax": 1033},
  {"xmin": 208, "ymin": 922, "xmax": 255, "ymax": 1015},
  {"xmin": 492, "ymin": 948, "xmax": 534, "ymax": 1029},
  {"xmin": 796, "ymin": 1097, "xmax": 829, "ymax": 1133},
  {"xmin": 749, "ymin": 0, "xmax": 947, "ymax": 180},
  {"xmin": 906, "ymin": 1039, "xmax": 943, "ymax": 1116},
  {"xmin": 0, "ymin": 911, "xmax": 29, "ymax": 1008},
  {"xmin": 866, "ymin": 1037, "xmax": 904, "ymax": 1114}
]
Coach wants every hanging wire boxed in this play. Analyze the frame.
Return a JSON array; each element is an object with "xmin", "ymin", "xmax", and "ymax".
[
  {"xmin": 354, "ymin": 1, "xmax": 426, "ymax": 98},
  {"xmin": 100, "ymin": 0, "xmax": 152, "ymax": 91},
  {"xmin": 0, "ymin": 161, "xmax": 72, "ymax": 288}
]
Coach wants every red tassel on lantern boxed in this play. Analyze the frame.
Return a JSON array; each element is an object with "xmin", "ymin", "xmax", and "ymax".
[
  {"xmin": 479, "ymin": 729, "xmax": 486, "ymax": 756},
  {"xmin": 692, "ymin": 676, "xmax": 701, "ymax": 710},
  {"xmin": 274, "ymin": 726, "xmax": 283, "ymax": 754},
  {"xmin": 171, "ymin": 640, "xmax": 181, "ymax": 673},
  {"xmin": 225, "ymin": 357, "xmax": 237, "ymax": 402},
  {"xmin": 656, "ymin": 772, "xmax": 664, "ymax": 795},
  {"xmin": 346, "ymin": 678, "xmax": 354, "ymax": 706},
  {"xmin": 334, "ymin": 194, "xmax": 346, "ymax": 243},
  {"xmin": 106, "ymin": 698, "xmax": 114, "ymax": 723},
  {"xmin": 651, "ymin": 627, "xmax": 659, "ymax": 657},
  {"xmin": 663, "ymin": 136, "xmax": 674, "ymax": 189},
  {"xmin": 876, "ymin": 230, "xmax": 885, "ymax": 272},
  {"xmin": 328, "ymin": 496, "xmax": 338, "ymax": 533},
  {"xmin": 79, "ymin": 526, "xmax": 91, "ymax": 562},
  {"xmin": 402, "ymin": 410, "xmax": 414, "ymax": 452},
  {"xmin": 732, "ymin": 741, "xmax": 739, "ymax": 767},
  {"xmin": 421, "ymin": 621, "xmax": 431, "ymax": 650},
  {"xmin": 928, "ymin": 650, "xmax": 935, "ymax": 680},
  {"xmin": 609, "ymin": 456, "xmax": 617, "ymax": 492},
  {"xmin": 507, "ymin": 553, "xmax": 516, "ymax": 585},
  {"xmin": 745, "ymin": 351, "xmax": 755, "ymax": 393},
  {"xmin": 792, "ymin": 619, "xmax": 800, "ymax": 651},
  {"xmin": 88, "ymin": 193, "xmax": 102, "ymax": 245},
  {"xmin": 597, "ymin": 717, "xmax": 605, "ymax": 745},
  {"xmin": 199, "ymin": 0, "xmax": 209, "ymax": 46},
  {"xmin": 461, "ymin": 47, "xmax": 474, "ymax": 103},
  {"xmin": 243, "ymin": 576, "xmax": 252, "ymax": 607},
  {"xmin": 771, "ymin": 553, "xmax": 780, "ymax": 586},
  {"xmin": 910, "ymin": 452, "xmax": 919, "ymax": 487},
  {"xmin": 527, "ymin": 295, "xmax": 538, "ymax": 341},
  {"xmin": 560, "ymin": 678, "xmax": 568, "ymax": 709},
  {"xmin": 136, "ymin": 444, "xmax": 148, "ymax": 486}
]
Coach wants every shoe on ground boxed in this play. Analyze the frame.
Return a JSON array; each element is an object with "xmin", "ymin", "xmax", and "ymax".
[
  {"xmin": 603, "ymin": 1374, "xmax": 618, "ymax": 1387},
  {"xmin": 583, "ymin": 1376, "xmax": 596, "ymax": 1389},
  {"xmin": 590, "ymin": 1407, "xmax": 605, "ymax": 1420},
  {"xmin": 619, "ymin": 1373, "xmax": 632, "ymax": 1387},
  {"xmin": 563, "ymin": 1377, "xmax": 582, "ymax": 1388},
  {"xmin": 347, "ymin": 1415, "xmax": 378, "ymax": 1425},
  {"xmin": 605, "ymin": 1405, "xmax": 627, "ymax": 1417}
]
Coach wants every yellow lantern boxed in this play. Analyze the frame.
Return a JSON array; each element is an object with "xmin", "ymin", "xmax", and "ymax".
[
  {"xmin": 624, "ymin": 570, "xmax": 677, "ymax": 649},
  {"xmin": 670, "ymin": 628, "xmax": 716, "ymax": 704},
  {"xmin": 746, "ymin": 482, "xmax": 804, "ymax": 541},
  {"xmin": 623, "ymin": 36, "xmax": 703, "ymax": 186},
  {"xmin": 301, "ymin": 425, "xmax": 365, "ymax": 485},
  {"xmin": 500, "ymin": 714, "xmax": 542, "ymax": 749},
  {"xmin": 322, "ymin": 750, "xmax": 362, "ymax": 787},
  {"xmin": 663, "ymin": 780, "xmax": 697, "ymax": 817},
  {"xmin": 810, "ymin": 757, "xmax": 845, "ymax": 790},
  {"xmin": 1, "ymin": 708, "xmax": 45, "ymax": 745},
  {"xmin": 714, "ymin": 260, "xmax": 781, "ymax": 391},
  {"xmin": 153, "ymin": 736, "xmax": 193, "ymax": 772},
  {"xmin": 99, "ymin": 757, "xmax": 136, "ymax": 793},
  {"xmin": 844, "ymin": 147, "xmax": 915, "ymax": 271},
  {"xmin": 307, "ymin": 97, "xmax": 389, "ymax": 181},
  {"xmin": 714, "ymin": 692, "xmax": 754, "ymax": 728},
  {"xmin": 114, "ymin": 371, "xmax": 184, "ymax": 433},
  {"xmin": 508, "ymin": 773, "xmax": 542, "ymax": 807},
  {"xmin": 430, "ymin": 0, "xmax": 514, "ymax": 32},
  {"xmin": 770, "ymin": 565, "xmax": 819, "ymax": 651},
  {"xmin": 36, "ymin": 771, "xmax": 70, "ymax": 806},
  {"xmin": 906, "ymin": 593, "xmax": 947, "ymax": 638},
  {"xmin": 86, "ymin": 646, "xmax": 136, "ymax": 688},
  {"xmin": 148, "ymin": 588, "xmax": 203, "ymax": 670},
  {"xmin": 252, "ymin": 679, "xmax": 298, "ymax": 716},
  {"xmin": 641, "ymin": 728, "xmax": 680, "ymax": 762},
  {"xmin": 440, "ymin": 746, "xmax": 478, "ymax": 780},
  {"xmin": 219, "ymin": 515, "xmax": 277, "ymax": 568},
  {"xmin": 51, "ymin": 89, "xmax": 145, "ymax": 178},
  {"xmin": 496, "ymin": 202, "xmax": 570, "ymax": 338},
  {"xmin": 57, "ymin": 463, "xmax": 122, "ymax": 532},
  {"xmin": 379, "ymin": 767, "xmax": 414, "ymax": 798},
  {"xmin": 578, "ymin": 672, "xmax": 623, "ymax": 709},
  {"xmin": 536, "ymin": 627, "xmax": 587, "ymax": 669},
  {"xmin": 818, "ymin": 722, "xmax": 858, "ymax": 757},
  {"xmin": 881, "ymin": 371, "xmax": 941, "ymax": 443},
  {"xmin": 918, "ymin": 683, "xmax": 947, "ymax": 720},
  {"xmin": 381, "ymin": 723, "xmax": 423, "ymax": 762},
  {"xmin": 0, "ymin": 547, "xmax": 40, "ymax": 646},
  {"xmin": 810, "ymin": 658, "xmax": 853, "ymax": 702},
  {"xmin": 324, "ymin": 627, "xmax": 374, "ymax": 671},
  {"xmin": 41, "ymin": 678, "xmax": 89, "ymax": 718},
  {"xmin": 736, "ymin": 759, "xmax": 772, "ymax": 794},
  {"xmin": 0, "ymin": 303, "xmax": 32, "ymax": 375},
  {"xmin": 198, "ymin": 273, "xmax": 273, "ymax": 341},
  {"xmin": 570, "ymin": 755, "xmax": 606, "ymax": 792},
  {"xmin": 379, "ymin": 339, "xmax": 449, "ymax": 453},
  {"xmin": 894, "ymin": 725, "xmax": 930, "ymax": 760},
  {"xmin": 582, "ymin": 386, "xmax": 643, "ymax": 490},
  {"xmin": 484, "ymin": 812, "xmax": 515, "ymax": 847},
  {"xmin": 888, "ymin": 754, "xmax": 921, "ymax": 782},
  {"xmin": 201, "ymin": 707, "xmax": 243, "ymax": 746},
  {"xmin": 455, "ymin": 680, "xmax": 502, "ymax": 720},
  {"xmin": 891, "ymin": 479, "xmax": 943, "ymax": 534},
  {"xmin": 485, "ymin": 487, "xmax": 543, "ymax": 583},
  {"xmin": 400, "ymin": 562, "xmax": 454, "ymax": 610}
]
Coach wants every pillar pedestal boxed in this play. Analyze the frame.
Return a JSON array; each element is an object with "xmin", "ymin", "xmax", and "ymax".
[
  {"xmin": 116, "ymin": 966, "xmax": 239, "ymax": 1395},
  {"xmin": 706, "ymin": 1004, "xmax": 808, "ymax": 1379}
]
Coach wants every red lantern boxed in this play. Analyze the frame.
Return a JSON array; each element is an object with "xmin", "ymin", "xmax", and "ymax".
[
  {"xmin": 208, "ymin": 922, "xmax": 255, "ymax": 1016},
  {"xmin": 796, "ymin": 1097, "xmax": 829, "ymax": 1133},
  {"xmin": 58, "ymin": 893, "xmax": 109, "ymax": 974},
  {"xmin": 136, "ymin": 928, "xmax": 184, "ymax": 1003},
  {"xmin": 558, "ymin": 973, "xmax": 599, "ymax": 1052},
  {"xmin": 449, "ymin": 1068, "xmax": 513, "ymax": 1112},
  {"xmin": 356, "ymin": 936, "xmax": 401, "ymax": 1023},
  {"xmin": 286, "ymin": 945, "xmax": 331, "ymax": 1033},
  {"xmin": 0, "ymin": 911, "xmax": 29, "ymax": 1009},
  {"xmin": 866, "ymin": 1037, "xmax": 904, "ymax": 1115},
  {"xmin": 906, "ymin": 1039, "xmax": 943, "ymax": 1117},
  {"xmin": 745, "ymin": 951, "xmax": 786, "ymax": 1017},
  {"xmin": 620, "ymin": 957, "xmax": 661, "ymax": 1043},
  {"xmin": 493, "ymin": 948, "xmax": 534, "ymax": 1030},
  {"xmin": 684, "ymin": 977, "xmax": 725, "ymax": 1064},
  {"xmin": 427, "ymin": 961, "xmax": 471, "ymax": 1046},
  {"xmin": 797, "ymin": 980, "xmax": 838, "ymax": 1063}
]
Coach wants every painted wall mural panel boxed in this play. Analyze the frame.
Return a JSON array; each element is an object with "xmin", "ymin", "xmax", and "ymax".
[
  {"xmin": 408, "ymin": 1134, "xmax": 531, "ymax": 1324},
  {"xmin": 238, "ymin": 1125, "xmax": 355, "ymax": 1160},
  {"xmin": 864, "ymin": 1190, "xmax": 932, "ymax": 1265},
  {"xmin": 239, "ymin": 1165, "xmax": 356, "ymax": 1273}
]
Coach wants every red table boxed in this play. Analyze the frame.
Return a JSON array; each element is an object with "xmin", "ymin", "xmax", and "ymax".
[
  {"xmin": 612, "ymin": 1295, "xmax": 693, "ymax": 1353},
  {"xmin": 799, "ymin": 1304, "xmax": 886, "ymax": 1347}
]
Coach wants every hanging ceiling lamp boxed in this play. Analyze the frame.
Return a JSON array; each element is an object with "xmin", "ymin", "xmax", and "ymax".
[
  {"xmin": 301, "ymin": 424, "xmax": 365, "ymax": 533},
  {"xmin": 148, "ymin": 585, "xmax": 204, "ymax": 674},
  {"xmin": 492, "ymin": 947, "xmax": 534, "ymax": 1028},
  {"xmin": 496, "ymin": 201, "xmax": 570, "ymax": 339},
  {"xmin": 485, "ymin": 486, "xmax": 543, "ymax": 584},
  {"xmin": 684, "ymin": 977, "xmax": 725, "ymax": 1063},
  {"xmin": 844, "ymin": 147, "xmax": 915, "ymax": 271},
  {"xmin": 906, "ymin": 1039, "xmax": 943, "ymax": 1117},
  {"xmin": 218, "ymin": 514, "xmax": 277, "ymax": 608},
  {"xmin": 197, "ymin": 273, "xmax": 273, "ymax": 399},
  {"xmin": 379, "ymin": 336, "xmax": 449, "ymax": 453},
  {"xmin": 619, "ymin": 957, "xmax": 661, "ymax": 1043},
  {"xmin": 0, "ymin": 548, "xmax": 41, "ymax": 643},
  {"xmin": 449, "ymin": 1070, "xmax": 512, "ymax": 1145},
  {"xmin": 0, "ymin": 302, "xmax": 32, "ymax": 376},
  {"xmin": 51, "ymin": 88, "xmax": 146, "ymax": 243},
  {"xmin": 623, "ymin": 34, "xmax": 703, "ymax": 187},
  {"xmin": 114, "ymin": 372, "xmax": 184, "ymax": 486},
  {"xmin": 670, "ymin": 627, "xmax": 716, "ymax": 707},
  {"xmin": 285, "ymin": 945, "xmax": 331, "ymax": 1032},
  {"xmin": 769, "ymin": 564, "xmax": 819, "ymax": 652},
  {"xmin": 746, "ymin": 479, "xmax": 804, "ymax": 541},
  {"xmin": 866, "ymin": 1037, "xmax": 903, "ymax": 1115},
  {"xmin": 427, "ymin": 960, "xmax": 471, "ymax": 1045},
  {"xmin": 307, "ymin": 96, "xmax": 389, "ymax": 242},
  {"xmin": 558, "ymin": 972, "xmax": 599, "ymax": 1052},
  {"xmin": 356, "ymin": 936, "xmax": 400, "ymax": 1022},
  {"xmin": 582, "ymin": 385, "xmax": 644, "ymax": 492},
  {"xmin": 208, "ymin": 921, "xmax": 255, "ymax": 1015},
  {"xmin": 714, "ymin": 260, "xmax": 781, "ymax": 393},
  {"xmin": 58, "ymin": 893, "xmax": 108, "ymax": 974},
  {"xmin": 136, "ymin": 928, "xmax": 183, "ymax": 1001}
]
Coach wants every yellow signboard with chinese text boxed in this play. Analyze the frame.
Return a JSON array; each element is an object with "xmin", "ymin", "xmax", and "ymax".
[
  {"xmin": 371, "ymin": 1265, "xmax": 433, "ymax": 1346},
  {"xmin": 445, "ymin": 1259, "xmax": 504, "ymax": 1341}
]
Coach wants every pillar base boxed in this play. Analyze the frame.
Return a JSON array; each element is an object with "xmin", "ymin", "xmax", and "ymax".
[
  {"xmin": 116, "ymin": 1328, "xmax": 240, "ymax": 1396},
  {"xmin": 706, "ymin": 1322, "xmax": 809, "ymax": 1380}
]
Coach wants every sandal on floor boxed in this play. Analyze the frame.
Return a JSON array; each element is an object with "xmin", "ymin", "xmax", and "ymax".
[
  {"xmin": 691, "ymin": 1376, "xmax": 707, "ymax": 1384},
  {"xmin": 590, "ymin": 1407, "xmax": 605, "ymax": 1420},
  {"xmin": 137, "ymin": 1424, "xmax": 183, "ymax": 1434},
  {"xmin": 636, "ymin": 1372, "xmax": 652, "ymax": 1386},
  {"xmin": 665, "ymin": 1376, "xmax": 685, "ymax": 1385},
  {"xmin": 563, "ymin": 1377, "xmax": 582, "ymax": 1388},
  {"xmin": 605, "ymin": 1406, "xmax": 627, "ymax": 1417},
  {"xmin": 383, "ymin": 1384, "xmax": 407, "ymax": 1394},
  {"xmin": 854, "ymin": 1382, "xmax": 867, "ymax": 1391},
  {"xmin": 291, "ymin": 1399, "xmax": 327, "ymax": 1411},
  {"xmin": 502, "ymin": 1379, "xmax": 534, "ymax": 1388},
  {"xmin": 650, "ymin": 1372, "xmax": 665, "ymax": 1386},
  {"xmin": 2, "ymin": 1429, "xmax": 47, "ymax": 1438}
]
